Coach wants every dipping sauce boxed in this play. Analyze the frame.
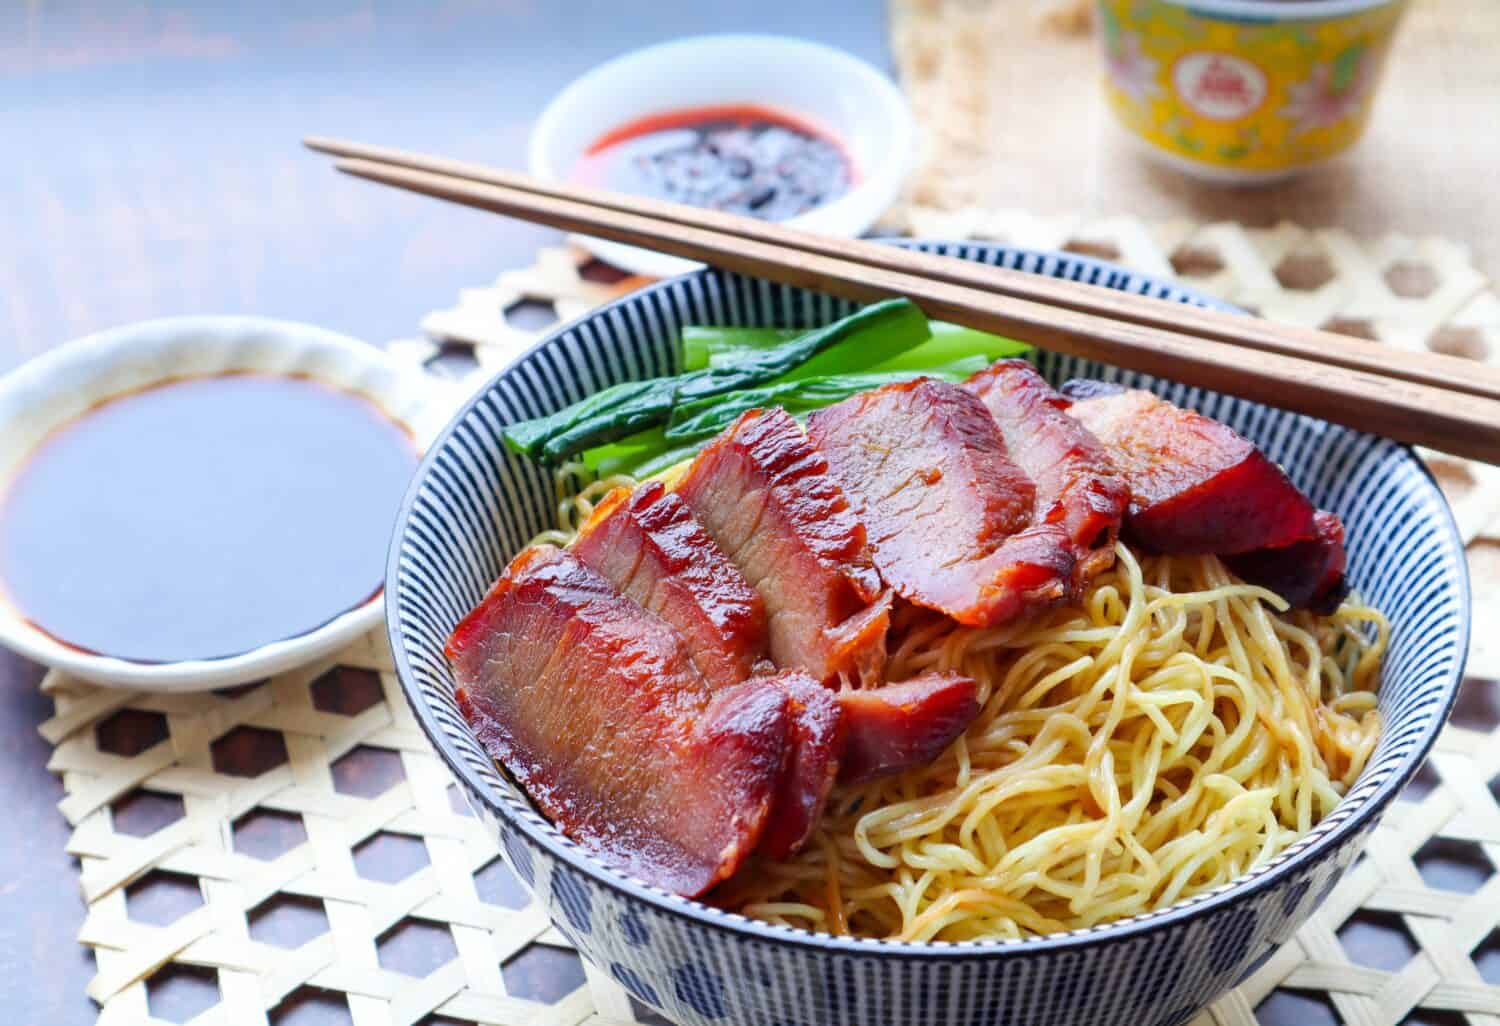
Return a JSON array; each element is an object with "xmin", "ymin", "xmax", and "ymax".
[
  {"xmin": 574, "ymin": 104, "xmax": 853, "ymax": 220},
  {"xmin": 0, "ymin": 374, "xmax": 418, "ymax": 663}
]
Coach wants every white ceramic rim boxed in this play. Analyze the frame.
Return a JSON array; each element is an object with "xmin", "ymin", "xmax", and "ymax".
[
  {"xmin": 1156, "ymin": 0, "xmax": 1403, "ymax": 19},
  {"xmin": 0, "ymin": 316, "xmax": 443, "ymax": 691},
  {"xmin": 527, "ymin": 33, "xmax": 914, "ymax": 278}
]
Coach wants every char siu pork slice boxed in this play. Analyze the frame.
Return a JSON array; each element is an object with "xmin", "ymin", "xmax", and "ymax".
[
  {"xmin": 573, "ymin": 479, "xmax": 769, "ymax": 689},
  {"xmin": 446, "ymin": 544, "xmax": 791, "ymax": 897},
  {"xmin": 1061, "ymin": 381, "xmax": 1345, "ymax": 610},
  {"xmin": 1062, "ymin": 384, "xmax": 1317, "ymax": 555},
  {"xmin": 808, "ymin": 379, "xmax": 1074, "ymax": 627},
  {"xmin": 675, "ymin": 407, "xmax": 891, "ymax": 685},
  {"xmin": 757, "ymin": 671, "xmax": 844, "ymax": 859},
  {"xmin": 836, "ymin": 673, "xmax": 982, "ymax": 786},
  {"xmin": 1226, "ymin": 509, "xmax": 1349, "ymax": 613},
  {"xmin": 964, "ymin": 360, "xmax": 1129, "ymax": 588}
]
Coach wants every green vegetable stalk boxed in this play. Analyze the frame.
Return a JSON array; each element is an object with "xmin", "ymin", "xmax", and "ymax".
[
  {"xmin": 870, "ymin": 320, "xmax": 1030, "ymax": 372},
  {"xmin": 504, "ymin": 299, "xmax": 930, "ymax": 463},
  {"xmin": 684, "ymin": 318, "xmax": 1029, "ymax": 373},
  {"xmin": 681, "ymin": 326, "xmax": 800, "ymax": 371},
  {"xmin": 502, "ymin": 299, "xmax": 1035, "ymax": 471}
]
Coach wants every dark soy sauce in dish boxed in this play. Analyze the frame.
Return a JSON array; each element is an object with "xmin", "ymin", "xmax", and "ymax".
[
  {"xmin": 574, "ymin": 103, "xmax": 854, "ymax": 221},
  {"xmin": 0, "ymin": 374, "xmax": 418, "ymax": 663}
]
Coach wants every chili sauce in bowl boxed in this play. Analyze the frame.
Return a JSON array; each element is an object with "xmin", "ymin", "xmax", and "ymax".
[
  {"xmin": 528, "ymin": 35, "xmax": 914, "ymax": 277},
  {"xmin": 0, "ymin": 316, "xmax": 440, "ymax": 689},
  {"xmin": 574, "ymin": 104, "xmax": 853, "ymax": 221}
]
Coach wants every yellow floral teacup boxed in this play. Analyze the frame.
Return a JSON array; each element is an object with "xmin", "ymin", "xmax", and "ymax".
[{"xmin": 1096, "ymin": 0, "xmax": 1409, "ymax": 182}]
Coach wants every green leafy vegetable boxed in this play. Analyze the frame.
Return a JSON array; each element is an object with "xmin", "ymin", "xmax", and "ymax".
[
  {"xmin": 502, "ymin": 379, "xmax": 657, "ymax": 458},
  {"xmin": 502, "ymin": 298, "xmax": 1035, "ymax": 469},
  {"xmin": 869, "ymin": 320, "xmax": 1030, "ymax": 372},
  {"xmin": 537, "ymin": 385, "xmax": 679, "ymax": 462},
  {"xmin": 504, "ymin": 299, "xmax": 929, "ymax": 462},
  {"xmin": 685, "ymin": 318, "xmax": 1028, "ymax": 372},
  {"xmin": 682, "ymin": 326, "xmax": 800, "ymax": 371},
  {"xmin": 582, "ymin": 427, "xmax": 671, "ymax": 478},
  {"xmin": 763, "ymin": 301, "xmax": 931, "ymax": 383},
  {"xmin": 669, "ymin": 299, "xmax": 929, "ymax": 403}
]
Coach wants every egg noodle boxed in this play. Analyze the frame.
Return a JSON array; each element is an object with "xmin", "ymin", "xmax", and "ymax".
[{"xmin": 539, "ymin": 464, "xmax": 1386, "ymax": 942}]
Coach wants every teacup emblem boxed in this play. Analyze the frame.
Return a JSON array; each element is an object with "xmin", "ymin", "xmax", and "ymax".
[{"xmin": 1173, "ymin": 53, "xmax": 1268, "ymax": 121}]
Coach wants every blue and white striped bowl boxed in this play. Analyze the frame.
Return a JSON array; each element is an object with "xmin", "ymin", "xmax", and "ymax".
[{"xmin": 386, "ymin": 243, "xmax": 1469, "ymax": 1026}]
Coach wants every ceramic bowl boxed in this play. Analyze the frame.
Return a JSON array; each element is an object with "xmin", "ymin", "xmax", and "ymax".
[
  {"xmin": 1097, "ymin": 0, "xmax": 1410, "ymax": 183},
  {"xmin": 386, "ymin": 244, "xmax": 1468, "ymax": 1026},
  {"xmin": 529, "ymin": 34, "xmax": 914, "ymax": 277},
  {"xmin": 0, "ymin": 316, "xmax": 444, "ymax": 691}
]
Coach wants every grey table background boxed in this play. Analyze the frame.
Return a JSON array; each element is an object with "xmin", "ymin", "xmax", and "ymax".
[{"xmin": 2, "ymin": 4, "xmax": 1488, "ymax": 1025}]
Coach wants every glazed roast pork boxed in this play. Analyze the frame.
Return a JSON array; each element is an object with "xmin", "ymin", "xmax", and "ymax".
[
  {"xmin": 836, "ymin": 673, "xmax": 981, "ymax": 786},
  {"xmin": 447, "ymin": 545, "xmax": 791, "ymax": 897},
  {"xmin": 1061, "ymin": 383, "xmax": 1317, "ymax": 555},
  {"xmin": 675, "ymin": 406, "xmax": 892, "ymax": 685},
  {"xmin": 447, "ymin": 356, "xmax": 1351, "ymax": 898},
  {"xmin": 572, "ymin": 479, "xmax": 769, "ymax": 690},
  {"xmin": 964, "ymin": 360, "xmax": 1129, "ymax": 589},
  {"xmin": 756, "ymin": 671, "xmax": 843, "ymax": 859},
  {"xmin": 1226, "ymin": 509, "xmax": 1349, "ymax": 614},
  {"xmin": 1060, "ymin": 380, "xmax": 1346, "ymax": 609},
  {"xmin": 808, "ymin": 379, "xmax": 1077, "ymax": 627}
]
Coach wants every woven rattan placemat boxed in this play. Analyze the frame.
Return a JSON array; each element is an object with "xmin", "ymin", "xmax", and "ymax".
[{"xmin": 42, "ymin": 230, "xmax": 1500, "ymax": 1026}]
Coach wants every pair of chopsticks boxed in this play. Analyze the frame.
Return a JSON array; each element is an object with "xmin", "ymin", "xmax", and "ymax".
[{"xmin": 305, "ymin": 136, "xmax": 1500, "ymax": 464}]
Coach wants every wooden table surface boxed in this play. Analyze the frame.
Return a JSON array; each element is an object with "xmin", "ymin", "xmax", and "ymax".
[{"xmin": 2, "ymin": 3, "xmax": 1493, "ymax": 1024}]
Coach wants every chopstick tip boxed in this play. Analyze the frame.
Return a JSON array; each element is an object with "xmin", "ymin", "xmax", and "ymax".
[{"xmin": 330, "ymin": 157, "xmax": 395, "ymax": 183}]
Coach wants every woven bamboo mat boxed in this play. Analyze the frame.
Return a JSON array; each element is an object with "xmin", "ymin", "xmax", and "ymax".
[{"xmin": 41, "ymin": 226, "xmax": 1500, "ymax": 1026}]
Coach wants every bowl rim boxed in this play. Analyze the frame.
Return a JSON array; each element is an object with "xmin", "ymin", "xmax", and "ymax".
[
  {"xmin": 386, "ymin": 242, "xmax": 1470, "ymax": 958},
  {"xmin": 0, "ymin": 315, "xmax": 429, "ymax": 691},
  {"xmin": 1154, "ymin": 0, "xmax": 1404, "ymax": 19},
  {"xmin": 527, "ymin": 32, "xmax": 914, "ymax": 279}
]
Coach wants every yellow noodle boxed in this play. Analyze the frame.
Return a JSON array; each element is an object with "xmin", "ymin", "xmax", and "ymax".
[
  {"xmin": 529, "ymin": 463, "xmax": 639, "ymax": 547},
  {"xmin": 538, "ymin": 465, "xmax": 1386, "ymax": 942}
]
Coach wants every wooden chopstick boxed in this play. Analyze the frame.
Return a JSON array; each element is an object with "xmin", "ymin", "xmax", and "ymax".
[
  {"xmin": 315, "ymin": 152, "xmax": 1500, "ymax": 464},
  {"xmin": 305, "ymin": 135, "xmax": 1500, "ymax": 406}
]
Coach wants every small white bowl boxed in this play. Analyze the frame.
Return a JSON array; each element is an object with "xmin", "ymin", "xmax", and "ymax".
[
  {"xmin": 529, "ymin": 34, "xmax": 915, "ymax": 278},
  {"xmin": 0, "ymin": 317, "xmax": 446, "ymax": 691}
]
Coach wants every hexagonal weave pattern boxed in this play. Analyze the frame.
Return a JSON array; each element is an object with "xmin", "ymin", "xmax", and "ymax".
[{"xmin": 41, "ymin": 231, "xmax": 1500, "ymax": 1026}]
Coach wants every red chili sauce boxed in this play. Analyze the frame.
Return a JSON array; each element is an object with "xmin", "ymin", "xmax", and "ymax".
[
  {"xmin": 0, "ymin": 374, "xmax": 418, "ymax": 663},
  {"xmin": 574, "ymin": 104, "xmax": 854, "ymax": 220}
]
